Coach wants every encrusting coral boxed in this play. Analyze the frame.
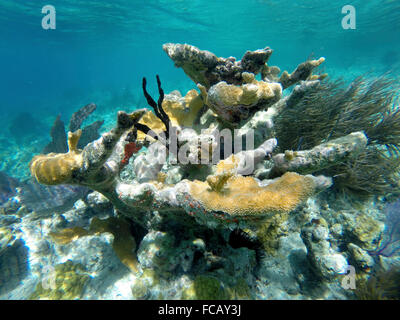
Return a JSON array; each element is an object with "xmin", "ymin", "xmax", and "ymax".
[{"xmin": 28, "ymin": 43, "xmax": 397, "ymax": 285}]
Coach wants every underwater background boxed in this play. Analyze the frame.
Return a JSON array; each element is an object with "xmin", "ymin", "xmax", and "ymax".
[{"xmin": 1, "ymin": 0, "xmax": 400, "ymax": 300}]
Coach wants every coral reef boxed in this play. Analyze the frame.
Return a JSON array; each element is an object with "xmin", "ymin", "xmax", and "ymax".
[
  {"xmin": 16, "ymin": 43, "xmax": 400, "ymax": 300},
  {"xmin": 301, "ymin": 219, "xmax": 348, "ymax": 280},
  {"xmin": 50, "ymin": 216, "xmax": 139, "ymax": 272},
  {"xmin": 163, "ymin": 43, "xmax": 273, "ymax": 89},
  {"xmin": 198, "ymin": 76, "xmax": 282, "ymax": 123},
  {"xmin": 192, "ymin": 275, "xmax": 229, "ymax": 300}
]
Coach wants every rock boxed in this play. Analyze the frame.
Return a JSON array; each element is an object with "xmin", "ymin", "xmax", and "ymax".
[
  {"xmin": 301, "ymin": 220, "xmax": 349, "ymax": 280},
  {"xmin": 347, "ymin": 243, "xmax": 375, "ymax": 272},
  {"xmin": 86, "ymin": 191, "xmax": 112, "ymax": 210},
  {"xmin": 342, "ymin": 212, "xmax": 384, "ymax": 250}
]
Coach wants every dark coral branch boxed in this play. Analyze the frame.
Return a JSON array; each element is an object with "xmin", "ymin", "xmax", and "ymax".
[
  {"xmin": 69, "ymin": 103, "xmax": 97, "ymax": 132},
  {"xmin": 141, "ymin": 75, "xmax": 170, "ymax": 140}
]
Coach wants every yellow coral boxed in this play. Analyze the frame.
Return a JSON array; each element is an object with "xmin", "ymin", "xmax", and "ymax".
[
  {"xmin": 29, "ymin": 130, "xmax": 83, "ymax": 185},
  {"xmin": 256, "ymin": 213, "xmax": 289, "ymax": 254},
  {"xmin": 165, "ymin": 89, "xmax": 203, "ymax": 127},
  {"xmin": 189, "ymin": 172, "xmax": 315, "ymax": 216},
  {"xmin": 137, "ymin": 110, "xmax": 166, "ymax": 141},
  {"xmin": 137, "ymin": 89, "xmax": 203, "ymax": 141},
  {"xmin": 192, "ymin": 275, "xmax": 229, "ymax": 300},
  {"xmin": 206, "ymin": 171, "xmax": 234, "ymax": 192},
  {"xmin": 279, "ymin": 57, "xmax": 326, "ymax": 87},
  {"xmin": 215, "ymin": 154, "xmax": 240, "ymax": 174},
  {"xmin": 203, "ymin": 154, "xmax": 241, "ymax": 192}
]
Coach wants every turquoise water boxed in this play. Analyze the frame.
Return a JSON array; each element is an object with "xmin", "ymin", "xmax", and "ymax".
[
  {"xmin": 2, "ymin": 0, "xmax": 400, "ymax": 112},
  {"xmin": 1, "ymin": 0, "xmax": 400, "ymax": 301}
]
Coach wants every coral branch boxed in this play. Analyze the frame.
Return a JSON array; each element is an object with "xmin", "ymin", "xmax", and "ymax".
[
  {"xmin": 163, "ymin": 43, "xmax": 272, "ymax": 89},
  {"xmin": 279, "ymin": 58, "xmax": 326, "ymax": 90},
  {"xmin": 69, "ymin": 103, "xmax": 97, "ymax": 132},
  {"xmin": 269, "ymin": 131, "xmax": 368, "ymax": 178}
]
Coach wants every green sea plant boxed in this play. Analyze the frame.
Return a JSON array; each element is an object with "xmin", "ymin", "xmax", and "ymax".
[
  {"xmin": 274, "ymin": 75, "xmax": 400, "ymax": 197},
  {"xmin": 354, "ymin": 266, "xmax": 400, "ymax": 300}
]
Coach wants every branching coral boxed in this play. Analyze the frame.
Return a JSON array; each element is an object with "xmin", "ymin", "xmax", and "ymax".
[
  {"xmin": 198, "ymin": 77, "xmax": 282, "ymax": 123},
  {"xmin": 136, "ymin": 89, "xmax": 203, "ymax": 141},
  {"xmin": 163, "ymin": 43, "xmax": 273, "ymax": 89},
  {"xmin": 166, "ymin": 43, "xmax": 326, "ymax": 125},
  {"xmin": 29, "ymin": 43, "xmax": 389, "ymax": 270},
  {"xmin": 269, "ymin": 132, "xmax": 368, "ymax": 178}
]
